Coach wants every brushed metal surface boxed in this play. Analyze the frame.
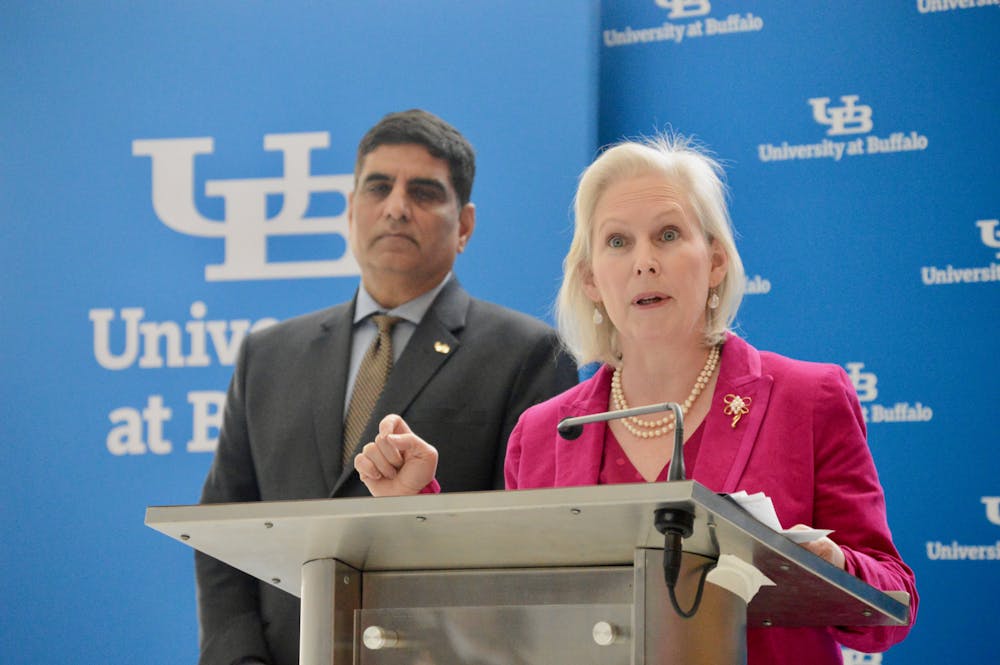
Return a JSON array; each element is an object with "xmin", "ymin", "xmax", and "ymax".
[
  {"xmin": 299, "ymin": 559, "xmax": 359, "ymax": 665},
  {"xmin": 356, "ymin": 604, "xmax": 632, "ymax": 665},
  {"xmin": 146, "ymin": 480, "xmax": 909, "ymax": 627},
  {"xmin": 353, "ymin": 552, "xmax": 744, "ymax": 664},
  {"xmin": 362, "ymin": 566, "xmax": 634, "ymax": 608},
  {"xmin": 637, "ymin": 549, "xmax": 747, "ymax": 665}
]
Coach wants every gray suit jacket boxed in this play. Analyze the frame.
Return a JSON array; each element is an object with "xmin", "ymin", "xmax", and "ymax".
[{"xmin": 196, "ymin": 279, "xmax": 578, "ymax": 665}]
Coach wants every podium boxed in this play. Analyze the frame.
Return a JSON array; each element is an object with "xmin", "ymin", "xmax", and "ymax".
[{"xmin": 146, "ymin": 481, "xmax": 909, "ymax": 664}]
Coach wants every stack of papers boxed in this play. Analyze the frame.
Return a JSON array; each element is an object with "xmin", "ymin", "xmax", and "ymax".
[{"xmin": 727, "ymin": 491, "xmax": 833, "ymax": 543}]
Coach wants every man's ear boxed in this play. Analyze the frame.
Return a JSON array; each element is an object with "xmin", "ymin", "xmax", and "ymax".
[
  {"xmin": 457, "ymin": 202, "xmax": 475, "ymax": 252},
  {"xmin": 346, "ymin": 190, "xmax": 355, "ymax": 233}
]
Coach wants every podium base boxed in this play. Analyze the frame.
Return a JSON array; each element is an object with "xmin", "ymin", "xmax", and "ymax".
[{"xmin": 301, "ymin": 550, "xmax": 746, "ymax": 665}]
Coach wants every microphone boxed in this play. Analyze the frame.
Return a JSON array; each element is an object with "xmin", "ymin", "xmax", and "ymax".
[
  {"xmin": 557, "ymin": 402, "xmax": 686, "ymax": 481},
  {"xmin": 558, "ymin": 401, "xmax": 708, "ymax": 616}
]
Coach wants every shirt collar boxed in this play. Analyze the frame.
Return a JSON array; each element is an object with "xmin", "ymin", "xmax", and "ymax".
[{"xmin": 353, "ymin": 272, "xmax": 453, "ymax": 326}]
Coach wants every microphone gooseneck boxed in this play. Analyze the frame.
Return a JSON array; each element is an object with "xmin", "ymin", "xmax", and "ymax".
[
  {"xmin": 557, "ymin": 402, "xmax": 684, "ymax": 473},
  {"xmin": 556, "ymin": 401, "xmax": 709, "ymax": 617}
]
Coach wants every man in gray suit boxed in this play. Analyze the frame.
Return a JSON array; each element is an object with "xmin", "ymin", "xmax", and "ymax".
[{"xmin": 195, "ymin": 109, "xmax": 579, "ymax": 665}]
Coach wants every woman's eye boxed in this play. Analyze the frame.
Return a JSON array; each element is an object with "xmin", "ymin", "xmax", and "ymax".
[
  {"xmin": 607, "ymin": 235, "xmax": 626, "ymax": 248},
  {"xmin": 660, "ymin": 229, "xmax": 679, "ymax": 242}
]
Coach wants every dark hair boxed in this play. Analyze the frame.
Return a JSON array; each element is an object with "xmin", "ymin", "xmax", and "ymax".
[{"xmin": 355, "ymin": 109, "xmax": 476, "ymax": 207}]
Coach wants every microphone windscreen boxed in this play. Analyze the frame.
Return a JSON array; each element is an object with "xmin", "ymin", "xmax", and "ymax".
[{"xmin": 556, "ymin": 422, "xmax": 583, "ymax": 440}]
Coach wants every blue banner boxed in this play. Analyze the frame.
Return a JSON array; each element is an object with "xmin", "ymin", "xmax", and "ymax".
[
  {"xmin": 2, "ymin": 3, "xmax": 597, "ymax": 663},
  {"xmin": 600, "ymin": 2, "xmax": 999, "ymax": 663},
  {"xmin": 3, "ymin": 1, "xmax": 996, "ymax": 663}
]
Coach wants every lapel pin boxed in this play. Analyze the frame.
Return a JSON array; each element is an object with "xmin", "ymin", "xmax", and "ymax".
[
  {"xmin": 723, "ymin": 394, "xmax": 752, "ymax": 429},
  {"xmin": 433, "ymin": 341, "xmax": 451, "ymax": 355}
]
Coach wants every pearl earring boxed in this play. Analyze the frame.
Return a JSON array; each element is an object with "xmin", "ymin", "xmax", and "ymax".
[
  {"xmin": 708, "ymin": 289, "xmax": 721, "ymax": 310},
  {"xmin": 593, "ymin": 307, "xmax": 604, "ymax": 325}
]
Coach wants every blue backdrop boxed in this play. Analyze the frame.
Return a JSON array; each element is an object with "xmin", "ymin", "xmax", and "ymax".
[
  {"xmin": 3, "ymin": 1, "xmax": 997, "ymax": 664},
  {"xmin": 601, "ymin": 2, "xmax": 999, "ymax": 664},
  {"xmin": 2, "ymin": 2, "xmax": 597, "ymax": 663}
]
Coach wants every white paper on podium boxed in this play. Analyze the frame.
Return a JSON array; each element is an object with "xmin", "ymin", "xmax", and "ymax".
[{"xmin": 726, "ymin": 491, "xmax": 833, "ymax": 543}]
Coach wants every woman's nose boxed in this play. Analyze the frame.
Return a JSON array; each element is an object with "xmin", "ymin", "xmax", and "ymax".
[{"xmin": 634, "ymin": 245, "xmax": 659, "ymax": 275}]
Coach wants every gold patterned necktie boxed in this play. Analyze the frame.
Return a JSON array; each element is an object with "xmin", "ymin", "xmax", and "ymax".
[{"xmin": 343, "ymin": 314, "xmax": 402, "ymax": 469}]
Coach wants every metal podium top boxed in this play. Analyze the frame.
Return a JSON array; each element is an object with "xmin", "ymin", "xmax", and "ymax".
[{"xmin": 145, "ymin": 480, "xmax": 909, "ymax": 627}]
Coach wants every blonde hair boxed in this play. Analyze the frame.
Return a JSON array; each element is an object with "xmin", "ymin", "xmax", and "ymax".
[{"xmin": 555, "ymin": 134, "xmax": 745, "ymax": 365}]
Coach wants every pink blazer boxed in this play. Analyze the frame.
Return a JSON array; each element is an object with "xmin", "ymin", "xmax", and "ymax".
[{"xmin": 505, "ymin": 334, "xmax": 917, "ymax": 664}]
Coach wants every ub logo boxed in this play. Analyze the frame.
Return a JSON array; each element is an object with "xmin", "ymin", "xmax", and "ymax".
[
  {"xmin": 808, "ymin": 95, "xmax": 874, "ymax": 136},
  {"xmin": 132, "ymin": 132, "xmax": 358, "ymax": 281},
  {"xmin": 983, "ymin": 497, "xmax": 1000, "ymax": 526},
  {"xmin": 844, "ymin": 362, "xmax": 878, "ymax": 402},
  {"xmin": 655, "ymin": 0, "xmax": 711, "ymax": 19},
  {"xmin": 976, "ymin": 219, "xmax": 1000, "ymax": 259}
]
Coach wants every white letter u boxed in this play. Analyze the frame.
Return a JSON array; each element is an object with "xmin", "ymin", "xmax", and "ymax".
[
  {"xmin": 90, "ymin": 307, "xmax": 144, "ymax": 370},
  {"xmin": 982, "ymin": 497, "xmax": 1000, "ymax": 526}
]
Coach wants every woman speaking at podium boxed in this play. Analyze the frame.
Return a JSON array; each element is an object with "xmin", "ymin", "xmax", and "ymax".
[{"xmin": 354, "ymin": 134, "xmax": 917, "ymax": 665}]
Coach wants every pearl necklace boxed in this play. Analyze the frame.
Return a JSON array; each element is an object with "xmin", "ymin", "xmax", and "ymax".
[{"xmin": 610, "ymin": 345, "xmax": 720, "ymax": 439}]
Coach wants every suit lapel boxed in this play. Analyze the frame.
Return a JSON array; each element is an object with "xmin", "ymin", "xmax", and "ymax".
[
  {"xmin": 554, "ymin": 366, "xmax": 613, "ymax": 487},
  {"xmin": 308, "ymin": 301, "xmax": 355, "ymax": 494},
  {"xmin": 330, "ymin": 280, "xmax": 469, "ymax": 495},
  {"xmin": 691, "ymin": 335, "xmax": 773, "ymax": 493}
]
